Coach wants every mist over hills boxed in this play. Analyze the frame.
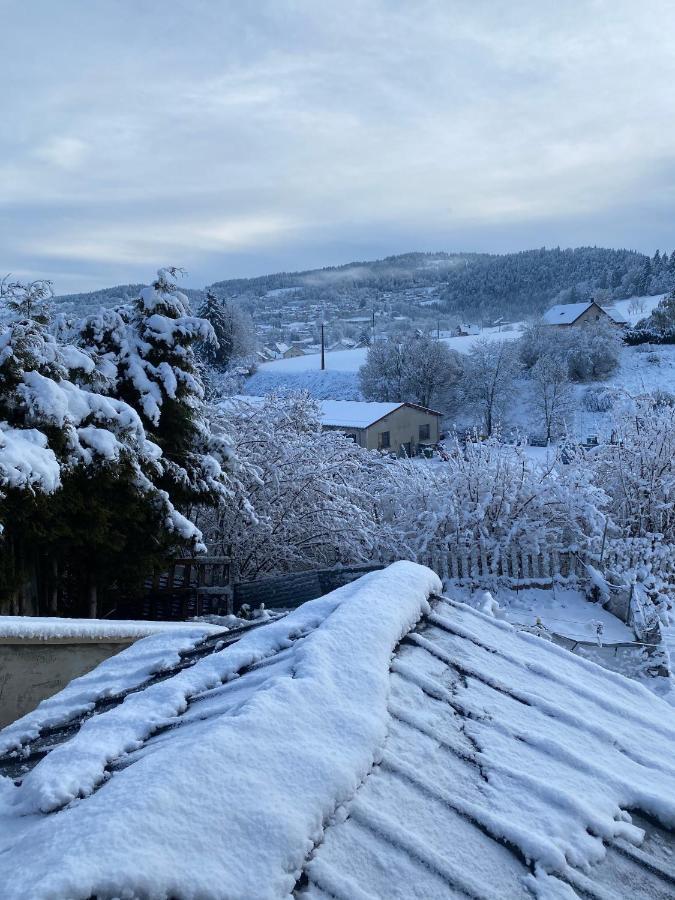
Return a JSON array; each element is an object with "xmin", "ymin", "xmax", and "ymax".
[{"xmin": 53, "ymin": 246, "xmax": 671, "ymax": 323}]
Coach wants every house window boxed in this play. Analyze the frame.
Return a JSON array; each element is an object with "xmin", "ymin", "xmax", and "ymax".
[
  {"xmin": 379, "ymin": 431, "xmax": 390, "ymax": 449},
  {"xmin": 419, "ymin": 423, "xmax": 431, "ymax": 441}
]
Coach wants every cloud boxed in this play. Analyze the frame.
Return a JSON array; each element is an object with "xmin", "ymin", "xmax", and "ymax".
[
  {"xmin": 33, "ymin": 137, "xmax": 89, "ymax": 171},
  {"xmin": 2, "ymin": 0, "xmax": 675, "ymax": 291}
]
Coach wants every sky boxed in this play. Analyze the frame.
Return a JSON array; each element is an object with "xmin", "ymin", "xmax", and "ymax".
[{"xmin": 3, "ymin": 0, "xmax": 675, "ymax": 294}]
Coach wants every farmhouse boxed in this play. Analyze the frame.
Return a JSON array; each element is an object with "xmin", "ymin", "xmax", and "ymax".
[{"xmin": 542, "ymin": 300, "xmax": 628, "ymax": 328}]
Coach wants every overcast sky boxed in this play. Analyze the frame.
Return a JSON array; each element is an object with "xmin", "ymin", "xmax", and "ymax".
[{"xmin": 3, "ymin": 0, "xmax": 675, "ymax": 293}]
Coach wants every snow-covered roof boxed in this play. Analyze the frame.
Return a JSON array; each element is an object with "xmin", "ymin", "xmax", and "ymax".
[
  {"xmin": 604, "ymin": 306, "xmax": 629, "ymax": 324},
  {"xmin": 228, "ymin": 396, "xmax": 440, "ymax": 429},
  {"xmin": 1, "ymin": 562, "xmax": 674, "ymax": 898},
  {"xmin": 319, "ymin": 399, "xmax": 403, "ymax": 428},
  {"xmin": 542, "ymin": 301, "xmax": 594, "ymax": 325}
]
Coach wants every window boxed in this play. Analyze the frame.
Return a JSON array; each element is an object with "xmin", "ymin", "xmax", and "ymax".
[
  {"xmin": 378, "ymin": 431, "xmax": 390, "ymax": 449},
  {"xmin": 419, "ymin": 423, "xmax": 431, "ymax": 441}
]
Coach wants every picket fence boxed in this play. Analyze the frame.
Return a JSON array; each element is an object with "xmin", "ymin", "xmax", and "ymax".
[{"xmin": 419, "ymin": 543, "xmax": 587, "ymax": 587}]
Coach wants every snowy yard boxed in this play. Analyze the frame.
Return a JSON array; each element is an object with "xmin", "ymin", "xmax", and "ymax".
[{"xmin": 446, "ymin": 585, "xmax": 634, "ymax": 643}]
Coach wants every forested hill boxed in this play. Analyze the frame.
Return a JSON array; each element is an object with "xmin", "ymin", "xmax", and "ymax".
[{"xmin": 54, "ymin": 247, "xmax": 674, "ymax": 322}]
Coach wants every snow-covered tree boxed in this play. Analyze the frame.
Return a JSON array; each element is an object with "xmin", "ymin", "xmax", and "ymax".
[
  {"xmin": 591, "ymin": 397, "xmax": 675, "ymax": 541},
  {"xmin": 0, "ymin": 276, "xmax": 53, "ymax": 325},
  {"xmin": 79, "ymin": 269, "xmax": 235, "ymax": 511},
  {"xmin": 519, "ymin": 320, "xmax": 621, "ymax": 382},
  {"xmin": 0, "ymin": 274, "xmax": 217, "ymax": 615},
  {"xmin": 204, "ymin": 394, "xmax": 384, "ymax": 579},
  {"xmin": 460, "ymin": 339, "xmax": 520, "ymax": 436},
  {"xmin": 359, "ymin": 334, "xmax": 461, "ymax": 408},
  {"xmin": 359, "ymin": 339, "xmax": 407, "ymax": 402},
  {"xmin": 529, "ymin": 355, "xmax": 574, "ymax": 442},
  {"xmin": 197, "ymin": 290, "xmax": 255, "ymax": 370},
  {"xmin": 566, "ymin": 321, "xmax": 621, "ymax": 382}
]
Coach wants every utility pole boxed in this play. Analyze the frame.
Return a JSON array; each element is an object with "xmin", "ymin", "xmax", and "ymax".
[
  {"xmin": 372, "ymin": 308, "xmax": 375, "ymax": 342},
  {"xmin": 437, "ymin": 318, "xmax": 440, "ymax": 340},
  {"xmin": 321, "ymin": 322, "xmax": 325, "ymax": 370}
]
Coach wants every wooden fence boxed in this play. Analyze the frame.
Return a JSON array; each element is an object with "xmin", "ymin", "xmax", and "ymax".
[
  {"xmin": 116, "ymin": 556, "xmax": 233, "ymax": 621},
  {"xmin": 420, "ymin": 544, "xmax": 586, "ymax": 587}
]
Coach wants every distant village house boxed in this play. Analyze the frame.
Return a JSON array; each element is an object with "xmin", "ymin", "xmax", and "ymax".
[
  {"xmin": 455, "ymin": 323, "xmax": 480, "ymax": 336},
  {"xmin": 542, "ymin": 300, "xmax": 628, "ymax": 328},
  {"xmin": 320, "ymin": 400, "xmax": 442, "ymax": 456},
  {"xmin": 232, "ymin": 397, "xmax": 442, "ymax": 457}
]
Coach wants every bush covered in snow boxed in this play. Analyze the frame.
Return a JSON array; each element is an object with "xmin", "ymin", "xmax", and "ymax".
[
  {"xmin": 203, "ymin": 394, "xmax": 388, "ymax": 579},
  {"xmin": 582, "ymin": 386, "xmax": 618, "ymax": 413},
  {"xmin": 375, "ymin": 436, "xmax": 608, "ymax": 560}
]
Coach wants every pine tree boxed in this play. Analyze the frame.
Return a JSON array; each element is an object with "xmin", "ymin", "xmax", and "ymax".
[
  {"xmin": 0, "ymin": 274, "xmax": 209, "ymax": 615},
  {"xmin": 197, "ymin": 290, "xmax": 254, "ymax": 370}
]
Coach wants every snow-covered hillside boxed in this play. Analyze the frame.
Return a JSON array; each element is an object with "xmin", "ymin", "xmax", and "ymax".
[
  {"xmin": 610, "ymin": 294, "xmax": 665, "ymax": 325},
  {"xmin": 246, "ymin": 325, "xmax": 522, "ymax": 399}
]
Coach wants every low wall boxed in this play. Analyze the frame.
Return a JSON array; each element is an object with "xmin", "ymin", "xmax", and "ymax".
[{"xmin": 0, "ymin": 638, "xmax": 133, "ymax": 729}]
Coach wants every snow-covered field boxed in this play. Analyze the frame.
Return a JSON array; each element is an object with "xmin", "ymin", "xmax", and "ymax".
[
  {"xmin": 259, "ymin": 323, "xmax": 522, "ymax": 376},
  {"xmin": 246, "ymin": 324, "xmax": 522, "ymax": 398},
  {"xmin": 610, "ymin": 293, "xmax": 665, "ymax": 324}
]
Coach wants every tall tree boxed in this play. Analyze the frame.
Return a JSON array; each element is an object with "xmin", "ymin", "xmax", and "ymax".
[
  {"xmin": 461, "ymin": 339, "xmax": 520, "ymax": 436},
  {"xmin": 0, "ymin": 275, "xmax": 204, "ymax": 615},
  {"xmin": 197, "ymin": 290, "xmax": 254, "ymax": 370},
  {"xmin": 359, "ymin": 334, "xmax": 461, "ymax": 408},
  {"xmin": 529, "ymin": 355, "xmax": 574, "ymax": 443}
]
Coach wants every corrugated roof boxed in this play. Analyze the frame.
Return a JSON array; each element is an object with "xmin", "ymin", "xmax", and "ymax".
[{"xmin": 1, "ymin": 565, "xmax": 674, "ymax": 898}]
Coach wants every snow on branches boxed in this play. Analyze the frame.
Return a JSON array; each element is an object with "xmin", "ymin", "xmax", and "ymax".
[
  {"xmin": 0, "ymin": 270, "xmax": 235, "ymax": 610},
  {"xmin": 206, "ymin": 393, "xmax": 385, "ymax": 579}
]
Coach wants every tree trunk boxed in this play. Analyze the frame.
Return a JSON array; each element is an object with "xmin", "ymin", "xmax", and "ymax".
[{"xmin": 88, "ymin": 581, "xmax": 98, "ymax": 619}]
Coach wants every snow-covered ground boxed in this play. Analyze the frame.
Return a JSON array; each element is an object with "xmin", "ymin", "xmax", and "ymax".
[
  {"xmin": 445, "ymin": 585, "xmax": 634, "ymax": 643},
  {"xmin": 246, "ymin": 324, "xmax": 523, "ymax": 399}
]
